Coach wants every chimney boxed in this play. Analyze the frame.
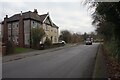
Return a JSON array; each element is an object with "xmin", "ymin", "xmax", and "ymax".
[
  {"xmin": 5, "ymin": 15, "xmax": 8, "ymax": 18},
  {"xmin": 19, "ymin": 11, "xmax": 24, "ymax": 47},
  {"xmin": 20, "ymin": 11, "xmax": 22, "ymax": 15},
  {"xmin": 2, "ymin": 15, "xmax": 8, "ymax": 46},
  {"xmin": 34, "ymin": 9, "xmax": 38, "ymax": 14}
]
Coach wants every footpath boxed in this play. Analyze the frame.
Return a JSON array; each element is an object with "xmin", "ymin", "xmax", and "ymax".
[
  {"xmin": 3, "ymin": 44, "xmax": 78, "ymax": 63},
  {"xmin": 93, "ymin": 43, "xmax": 108, "ymax": 79}
]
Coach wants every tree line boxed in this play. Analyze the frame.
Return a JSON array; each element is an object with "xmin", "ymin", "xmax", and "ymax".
[
  {"xmin": 87, "ymin": 2, "xmax": 120, "ymax": 62},
  {"xmin": 59, "ymin": 30, "xmax": 97, "ymax": 43},
  {"xmin": 59, "ymin": 30, "xmax": 83, "ymax": 43}
]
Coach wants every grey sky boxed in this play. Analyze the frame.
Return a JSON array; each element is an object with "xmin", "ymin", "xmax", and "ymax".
[{"xmin": 0, "ymin": 0, "xmax": 95, "ymax": 34}]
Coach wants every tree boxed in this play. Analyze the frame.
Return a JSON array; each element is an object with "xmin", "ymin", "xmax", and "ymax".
[
  {"xmin": 44, "ymin": 37, "xmax": 52, "ymax": 48},
  {"xmin": 71, "ymin": 33, "xmax": 82, "ymax": 43},
  {"xmin": 31, "ymin": 27, "xmax": 45, "ymax": 49},
  {"xmin": 6, "ymin": 40, "xmax": 15, "ymax": 55},
  {"xmin": 86, "ymin": 2, "xmax": 120, "ymax": 61},
  {"xmin": 82, "ymin": 32, "xmax": 88, "ymax": 40},
  {"xmin": 59, "ymin": 30, "xmax": 72, "ymax": 43}
]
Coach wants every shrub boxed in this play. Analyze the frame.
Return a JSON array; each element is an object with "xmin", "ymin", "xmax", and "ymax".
[
  {"xmin": 52, "ymin": 43, "xmax": 65, "ymax": 48},
  {"xmin": 31, "ymin": 27, "xmax": 45, "ymax": 49},
  {"xmin": 44, "ymin": 37, "xmax": 52, "ymax": 48},
  {"xmin": 6, "ymin": 40, "xmax": 15, "ymax": 55}
]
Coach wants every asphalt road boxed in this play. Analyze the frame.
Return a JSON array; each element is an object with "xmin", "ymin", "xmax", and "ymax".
[
  {"xmin": 3, "ymin": 43, "xmax": 99, "ymax": 78},
  {"xmin": 0, "ymin": 54, "xmax": 2, "ymax": 79}
]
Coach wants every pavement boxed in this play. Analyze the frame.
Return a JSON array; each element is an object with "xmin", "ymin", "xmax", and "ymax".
[
  {"xmin": 3, "ymin": 44, "xmax": 78, "ymax": 63},
  {"xmin": 3, "ymin": 43, "xmax": 99, "ymax": 78}
]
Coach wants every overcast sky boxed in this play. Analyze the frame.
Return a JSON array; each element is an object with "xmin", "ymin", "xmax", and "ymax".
[{"xmin": 0, "ymin": 0, "xmax": 95, "ymax": 34}]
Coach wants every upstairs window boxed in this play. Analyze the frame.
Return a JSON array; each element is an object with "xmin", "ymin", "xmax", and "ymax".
[
  {"xmin": 46, "ymin": 24, "xmax": 49, "ymax": 31},
  {"xmin": 54, "ymin": 36, "xmax": 57, "ymax": 42},
  {"xmin": 54, "ymin": 29, "xmax": 56, "ymax": 33},
  {"xmin": 32, "ymin": 21, "xmax": 38, "ymax": 28},
  {"xmin": 17, "ymin": 24, "xmax": 18, "ymax": 27}
]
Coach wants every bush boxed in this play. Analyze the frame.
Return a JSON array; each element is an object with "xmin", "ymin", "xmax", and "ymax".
[
  {"xmin": 6, "ymin": 40, "xmax": 15, "ymax": 55},
  {"xmin": 44, "ymin": 37, "xmax": 52, "ymax": 48},
  {"xmin": 31, "ymin": 27, "xmax": 45, "ymax": 49},
  {"xmin": 105, "ymin": 38, "xmax": 120, "ymax": 62},
  {"xmin": 52, "ymin": 43, "xmax": 65, "ymax": 48}
]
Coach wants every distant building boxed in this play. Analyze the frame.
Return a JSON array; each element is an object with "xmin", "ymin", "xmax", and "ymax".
[{"xmin": 1, "ymin": 9, "xmax": 59, "ymax": 48}]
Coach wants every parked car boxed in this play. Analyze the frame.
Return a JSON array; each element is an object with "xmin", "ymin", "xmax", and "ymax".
[
  {"xmin": 39, "ymin": 44, "xmax": 44, "ymax": 49},
  {"xmin": 39, "ymin": 41, "xmax": 44, "ymax": 50},
  {"xmin": 61, "ymin": 41, "xmax": 66, "ymax": 44},
  {"xmin": 59, "ymin": 40, "xmax": 66, "ymax": 45}
]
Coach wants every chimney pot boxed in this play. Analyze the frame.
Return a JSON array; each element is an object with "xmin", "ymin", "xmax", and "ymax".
[
  {"xmin": 21, "ymin": 11, "xmax": 22, "ymax": 15},
  {"xmin": 34, "ymin": 9, "xmax": 38, "ymax": 14},
  {"xmin": 6, "ymin": 15, "xmax": 8, "ymax": 18}
]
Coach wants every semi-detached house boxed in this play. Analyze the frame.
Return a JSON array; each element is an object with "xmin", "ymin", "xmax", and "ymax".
[{"xmin": 1, "ymin": 9, "xmax": 59, "ymax": 48}]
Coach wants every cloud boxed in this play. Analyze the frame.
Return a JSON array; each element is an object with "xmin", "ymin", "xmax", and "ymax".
[
  {"xmin": 0, "ymin": 0, "xmax": 82, "ymax": 2},
  {"xmin": 0, "ymin": 2, "xmax": 95, "ymax": 34}
]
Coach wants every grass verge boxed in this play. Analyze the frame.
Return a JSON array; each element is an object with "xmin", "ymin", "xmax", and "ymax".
[
  {"xmin": 93, "ymin": 44, "xmax": 107, "ymax": 78},
  {"xmin": 15, "ymin": 47, "xmax": 34, "ymax": 53}
]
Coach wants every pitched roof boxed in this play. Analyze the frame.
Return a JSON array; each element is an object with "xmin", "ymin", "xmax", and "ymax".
[
  {"xmin": 4, "ymin": 11, "xmax": 41, "ymax": 23},
  {"xmin": 39, "ymin": 14, "xmax": 59, "ymax": 28},
  {"xmin": 8, "ymin": 14, "xmax": 20, "ymax": 22},
  {"xmin": 39, "ymin": 14, "xmax": 48, "ymax": 22},
  {"xmin": 28, "ymin": 11, "xmax": 41, "ymax": 21},
  {"xmin": 52, "ymin": 22, "xmax": 59, "ymax": 28},
  {"xmin": 1, "ymin": 10, "xmax": 59, "ymax": 28}
]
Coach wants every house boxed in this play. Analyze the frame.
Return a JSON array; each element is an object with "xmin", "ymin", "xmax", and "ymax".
[{"xmin": 1, "ymin": 9, "xmax": 59, "ymax": 48}]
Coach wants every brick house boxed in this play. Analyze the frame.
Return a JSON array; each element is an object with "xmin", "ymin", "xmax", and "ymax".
[{"xmin": 1, "ymin": 9, "xmax": 59, "ymax": 48}]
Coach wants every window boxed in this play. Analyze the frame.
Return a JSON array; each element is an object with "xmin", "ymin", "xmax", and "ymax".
[
  {"xmin": 8, "ymin": 26, "xmax": 11, "ymax": 29},
  {"xmin": 54, "ymin": 36, "xmax": 57, "ymax": 42},
  {"xmin": 17, "ymin": 38, "xmax": 18, "ymax": 42},
  {"xmin": 54, "ymin": 30, "xmax": 56, "ymax": 33},
  {"xmin": 16, "ymin": 37, "xmax": 19, "ymax": 45},
  {"xmin": 16, "ymin": 37, "xmax": 18, "ymax": 42},
  {"xmin": 33, "ymin": 21, "xmax": 37, "ymax": 28},
  {"xmin": 17, "ymin": 24, "xmax": 18, "ymax": 27},
  {"xmin": 46, "ymin": 24, "xmax": 49, "ymax": 31},
  {"xmin": 33, "ymin": 21, "xmax": 35, "ymax": 28},
  {"xmin": 54, "ymin": 29, "xmax": 57, "ymax": 33},
  {"xmin": 8, "ymin": 36, "xmax": 11, "ymax": 40},
  {"xmin": 33, "ymin": 22, "xmax": 34, "ymax": 28},
  {"xmin": 12, "ymin": 23, "xmax": 15, "ymax": 28}
]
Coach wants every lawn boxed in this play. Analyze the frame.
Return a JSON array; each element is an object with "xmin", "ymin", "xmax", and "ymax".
[{"xmin": 15, "ymin": 47, "xmax": 34, "ymax": 53}]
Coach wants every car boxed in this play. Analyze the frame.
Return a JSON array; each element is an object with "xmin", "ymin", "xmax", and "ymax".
[
  {"xmin": 85, "ymin": 40, "xmax": 92, "ymax": 45},
  {"xmin": 85, "ymin": 38, "xmax": 92, "ymax": 45},
  {"xmin": 39, "ymin": 41, "xmax": 45, "ymax": 49},
  {"xmin": 61, "ymin": 41, "xmax": 66, "ymax": 44},
  {"xmin": 59, "ymin": 40, "xmax": 66, "ymax": 45}
]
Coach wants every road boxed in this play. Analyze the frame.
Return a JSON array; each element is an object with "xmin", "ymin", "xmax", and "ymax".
[
  {"xmin": 3, "ymin": 43, "xmax": 99, "ymax": 78},
  {"xmin": 0, "ymin": 53, "xmax": 2, "ymax": 79}
]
